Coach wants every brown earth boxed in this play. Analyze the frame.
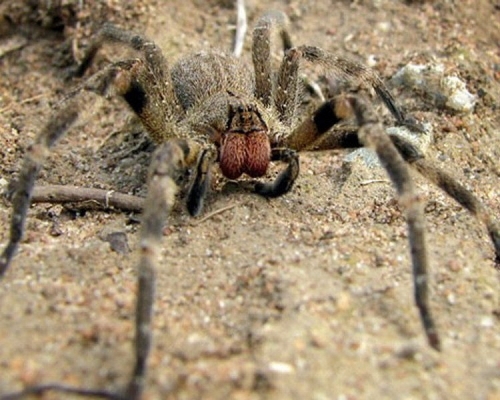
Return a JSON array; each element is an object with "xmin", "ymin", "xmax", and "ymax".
[{"xmin": 0, "ymin": 0, "xmax": 499, "ymax": 399}]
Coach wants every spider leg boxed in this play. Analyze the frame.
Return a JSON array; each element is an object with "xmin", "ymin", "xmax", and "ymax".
[
  {"xmin": 127, "ymin": 138, "xmax": 197, "ymax": 399},
  {"xmin": 251, "ymin": 11, "xmax": 304, "ymax": 127},
  {"xmin": 288, "ymin": 97, "xmax": 500, "ymax": 262},
  {"xmin": 253, "ymin": 148, "xmax": 300, "ymax": 197},
  {"xmin": 371, "ymin": 136, "xmax": 500, "ymax": 263},
  {"xmin": 297, "ymin": 46, "xmax": 409, "ymax": 125},
  {"xmin": 411, "ymin": 159, "xmax": 500, "ymax": 263},
  {"xmin": 252, "ymin": 10, "xmax": 293, "ymax": 107},
  {"xmin": 76, "ymin": 23, "xmax": 175, "ymax": 92},
  {"xmin": 347, "ymin": 95, "xmax": 440, "ymax": 350},
  {"xmin": 75, "ymin": 23, "xmax": 182, "ymax": 139},
  {"xmin": 0, "ymin": 56, "xmax": 170, "ymax": 276},
  {"xmin": 0, "ymin": 100, "xmax": 79, "ymax": 276},
  {"xmin": 282, "ymin": 94, "xmax": 440, "ymax": 348},
  {"xmin": 0, "ymin": 139, "xmax": 201, "ymax": 400},
  {"xmin": 272, "ymin": 45, "xmax": 414, "ymax": 133},
  {"xmin": 274, "ymin": 47, "xmax": 301, "ymax": 126},
  {"xmin": 283, "ymin": 96, "xmax": 353, "ymax": 151},
  {"xmin": 0, "ymin": 61, "xmax": 140, "ymax": 275}
]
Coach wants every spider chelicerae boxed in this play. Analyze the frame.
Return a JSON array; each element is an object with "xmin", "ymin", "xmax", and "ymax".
[{"xmin": 1, "ymin": 9, "xmax": 499, "ymax": 400}]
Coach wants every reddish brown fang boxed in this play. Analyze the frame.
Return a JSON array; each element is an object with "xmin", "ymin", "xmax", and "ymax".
[
  {"xmin": 219, "ymin": 133, "xmax": 246, "ymax": 179},
  {"xmin": 244, "ymin": 131, "xmax": 271, "ymax": 178},
  {"xmin": 219, "ymin": 132, "xmax": 271, "ymax": 179}
]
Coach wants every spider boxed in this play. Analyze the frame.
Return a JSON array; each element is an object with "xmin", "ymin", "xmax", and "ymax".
[{"xmin": 1, "ymin": 9, "xmax": 499, "ymax": 400}]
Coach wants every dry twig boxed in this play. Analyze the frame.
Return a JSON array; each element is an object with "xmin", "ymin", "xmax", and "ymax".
[
  {"xmin": 191, "ymin": 203, "xmax": 240, "ymax": 225},
  {"xmin": 32, "ymin": 185, "xmax": 144, "ymax": 211},
  {"xmin": 232, "ymin": 0, "xmax": 247, "ymax": 57}
]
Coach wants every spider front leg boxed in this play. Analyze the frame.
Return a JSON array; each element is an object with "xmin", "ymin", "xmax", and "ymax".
[
  {"xmin": 0, "ymin": 137, "xmax": 204, "ymax": 400},
  {"xmin": 128, "ymin": 138, "xmax": 201, "ymax": 399},
  {"xmin": 281, "ymin": 93, "xmax": 440, "ymax": 348},
  {"xmin": 292, "ymin": 97, "xmax": 500, "ymax": 263},
  {"xmin": 296, "ymin": 46, "xmax": 409, "ymax": 126},
  {"xmin": 271, "ymin": 42, "xmax": 417, "ymax": 129},
  {"xmin": 348, "ymin": 96, "xmax": 440, "ymax": 350},
  {"xmin": 287, "ymin": 92, "xmax": 499, "ymax": 348}
]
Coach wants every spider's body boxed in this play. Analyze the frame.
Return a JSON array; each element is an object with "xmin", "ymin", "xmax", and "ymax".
[
  {"xmin": 171, "ymin": 51, "xmax": 274, "ymax": 180},
  {"xmin": 1, "ymin": 10, "xmax": 499, "ymax": 400}
]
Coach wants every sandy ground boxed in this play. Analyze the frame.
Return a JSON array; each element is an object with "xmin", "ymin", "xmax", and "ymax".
[{"xmin": 0, "ymin": 0, "xmax": 499, "ymax": 399}]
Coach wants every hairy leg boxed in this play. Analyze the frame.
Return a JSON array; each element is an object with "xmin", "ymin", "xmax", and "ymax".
[
  {"xmin": 412, "ymin": 159, "xmax": 500, "ymax": 262},
  {"xmin": 127, "ymin": 138, "xmax": 197, "ymax": 399},
  {"xmin": 297, "ymin": 46, "xmax": 408, "ymax": 125},
  {"xmin": 287, "ymin": 97, "xmax": 500, "ymax": 262},
  {"xmin": 347, "ymin": 95, "xmax": 440, "ymax": 350},
  {"xmin": 274, "ymin": 47, "xmax": 301, "ymax": 126},
  {"xmin": 283, "ymin": 96, "xmax": 351, "ymax": 151},
  {"xmin": 0, "ymin": 100, "xmax": 79, "ymax": 276},
  {"xmin": 283, "ymin": 93, "xmax": 440, "ymax": 348},
  {"xmin": 0, "ymin": 56, "xmax": 166, "ymax": 276},
  {"xmin": 252, "ymin": 10, "xmax": 293, "ymax": 107},
  {"xmin": 74, "ymin": 24, "xmax": 183, "ymax": 141},
  {"xmin": 272, "ymin": 44, "xmax": 417, "ymax": 135},
  {"xmin": 0, "ymin": 138, "xmax": 200, "ymax": 400},
  {"xmin": 76, "ymin": 24, "xmax": 175, "ymax": 99}
]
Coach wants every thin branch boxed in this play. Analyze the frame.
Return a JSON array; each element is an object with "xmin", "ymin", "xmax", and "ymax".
[
  {"xmin": 0, "ymin": 383, "xmax": 125, "ymax": 400},
  {"xmin": 232, "ymin": 0, "xmax": 247, "ymax": 57},
  {"xmin": 31, "ymin": 185, "xmax": 144, "ymax": 212},
  {"xmin": 360, "ymin": 179, "xmax": 390, "ymax": 186},
  {"xmin": 191, "ymin": 203, "xmax": 240, "ymax": 225},
  {"xmin": 0, "ymin": 35, "xmax": 27, "ymax": 60},
  {"xmin": 0, "ymin": 93, "xmax": 48, "ymax": 114}
]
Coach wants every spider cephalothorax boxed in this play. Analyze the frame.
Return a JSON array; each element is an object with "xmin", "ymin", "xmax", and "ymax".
[{"xmin": 0, "ymin": 9, "xmax": 499, "ymax": 400}]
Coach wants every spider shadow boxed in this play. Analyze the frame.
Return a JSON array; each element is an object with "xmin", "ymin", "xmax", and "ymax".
[{"xmin": 94, "ymin": 124, "xmax": 155, "ymax": 197}]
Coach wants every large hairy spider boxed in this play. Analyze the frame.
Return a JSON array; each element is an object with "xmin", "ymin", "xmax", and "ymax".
[{"xmin": 1, "ymin": 9, "xmax": 499, "ymax": 400}]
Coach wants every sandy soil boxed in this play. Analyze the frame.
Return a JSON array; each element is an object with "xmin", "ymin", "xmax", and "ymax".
[{"xmin": 0, "ymin": 0, "xmax": 499, "ymax": 399}]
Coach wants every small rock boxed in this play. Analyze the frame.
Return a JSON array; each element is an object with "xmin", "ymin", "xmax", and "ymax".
[
  {"xmin": 0, "ymin": 177, "xmax": 8, "ymax": 191},
  {"xmin": 392, "ymin": 62, "xmax": 476, "ymax": 113},
  {"xmin": 268, "ymin": 361, "xmax": 295, "ymax": 374},
  {"xmin": 441, "ymin": 75, "xmax": 477, "ymax": 112},
  {"xmin": 103, "ymin": 231, "xmax": 130, "ymax": 254},
  {"xmin": 480, "ymin": 316, "xmax": 494, "ymax": 328},
  {"xmin": 336, "ymin": 291, "xmax": 351, "ymax": 311}
]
